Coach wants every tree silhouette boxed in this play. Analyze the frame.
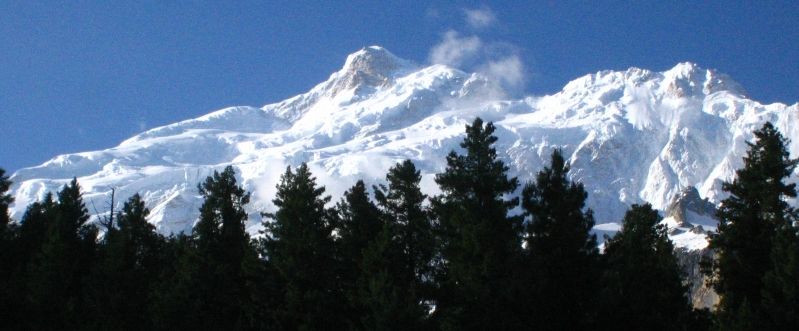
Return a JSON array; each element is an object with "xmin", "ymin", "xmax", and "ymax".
[
  {"xmin": 432, "ymin": 118, "xmax": 523, "ymax": 329},
  {"xmin": 522, "ymin": 149, "xmax": 599, "ymax": 330},
  {"xmin": 262, "ymin": 164, "xmax": 345, "ymax": 329},
  {"xmin": 706, "ymin": 122, "xmax": 799, "ymax": 328}
]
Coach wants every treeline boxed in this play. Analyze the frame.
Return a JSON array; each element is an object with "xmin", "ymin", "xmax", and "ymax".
[{"xmin": 0, "ymin": 119, "xmax": 797, "ymax": 330}]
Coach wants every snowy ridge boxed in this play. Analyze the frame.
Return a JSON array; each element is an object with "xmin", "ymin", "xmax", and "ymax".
[{"xmin": 8, "ymin": 47, "xmax": 799, "ymax": 248}]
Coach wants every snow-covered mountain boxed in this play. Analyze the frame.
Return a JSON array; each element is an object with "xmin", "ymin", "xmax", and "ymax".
[{"xmin": 8, "ymin": 46, "xmax": 799, "ymax": 248}]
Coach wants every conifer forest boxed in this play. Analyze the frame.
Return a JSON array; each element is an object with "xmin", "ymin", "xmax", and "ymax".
[{"xmin": 1, "ymin": 119, "xmax": 797, "ymax": 331}]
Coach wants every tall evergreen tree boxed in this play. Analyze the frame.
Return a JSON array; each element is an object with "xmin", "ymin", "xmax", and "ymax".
[
  {"xmin": 356, "ymin": 224, "xmax": 428, "ymax": 331},
  {"xmin": 431, "ymin": 118, "xmax": 523, "ymax": 329},
  {"xmin": 760, "ymin": 216, "xmax": 799, "ymax": 330},
  {"xmin": 13, "ymin": 193, "xmax": 55, "ymax": 274},
  {"xmin": 600, "ymin": 203, "xmax": 693, "ymax": 330},
  {"xmin": 26, "ymin": 178, "xmax": 97, "ymax": 329},
  {"xmin": 150, "ymin": 233, "xmax": 198, "ymax": 330},
  {"xmin": 158, "ymin": 166, "xmax": 266, "ymax": 330},
  {"xmin": 374, "ymin": 160, "xmax": 435, "ymax": 292},
  {"xmin": 0, "ymin": 168, "xmax": 17, "ymax": 329},
  {"xmin": 705, "ymin": 122, "xmax": 799, "ymax": 328},
  {"xmin": 350, "ymin": 160, "xmax": 434, "ymax": 330},
  {"xmin": 337, "ymin": 181, "xmax": 383, "ymax": 276},
  {"xmin": 336, "ymin": 180, "xmax": 383, "ymax": 327},
  {"xmin": 0, "ymin": 168, "xmax": 11, "ymax": 237},
  {"xmin": 521, "ymin": 149, "xmax": 599, "ymax": 330},
  {"xmin": 88, "ymin": 194, "xmax": 165, "ymax": 330},
  {"xmin": 2, "ymin": 193, "xmax": 57, "ymax": 330},
  {"xmin": 262, "ymin": 164, "xmax": 346, "ymax": 330}
]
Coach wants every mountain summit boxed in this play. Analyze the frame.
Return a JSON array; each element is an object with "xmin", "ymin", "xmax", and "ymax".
[
  {"xmin": 8, "ymin": 47, "xmax": 799, "ymax": 247},
  {"xmin": 337, "ymin": 46, "xmax": 414, "ymax": 87}
]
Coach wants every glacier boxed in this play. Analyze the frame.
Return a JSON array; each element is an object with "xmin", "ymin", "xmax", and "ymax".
[{"xmin": 8, "ymin": 46, "xmax": 799, "ymax": 248}]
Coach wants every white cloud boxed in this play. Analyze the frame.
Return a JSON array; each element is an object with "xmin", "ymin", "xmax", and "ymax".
[
  {"xmin": 428, "ymin": 30, "xmax": 482, "ymax": 67},
  {"xmin": 463, "ymin": 7, "xmax": 496, "ymax": 29},
  {"xmin": 427, "ymin": 7, "xmax": 527, "ymax": 94},
  {"xmin": 480, "ymin": 55, "xmax": 525, "ymax": 89}
]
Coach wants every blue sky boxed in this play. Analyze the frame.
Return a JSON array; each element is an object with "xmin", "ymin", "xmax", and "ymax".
[{"xmin": 2, "ymin": 1, "xmax": 797, "ymax": 172}]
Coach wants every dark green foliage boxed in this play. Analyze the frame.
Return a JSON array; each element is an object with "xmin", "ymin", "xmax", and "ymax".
[
  {"xmin": 7, "ymin": 193, "xmax": 55, "ymax": 286},
  {"xmin": 1, "ymin": 193, "xmax": 57, "ymax": 329},
  {"xmin": 337, "ymin": 180, "xmax": 383, "ymax": 318},
  {"xmin": 149, "ymin": 233, "xmax": 198, "ymax": 330},
  {"xmin": 356, "ymin": 225, "xmax": 428, "ymax": 330},
  {"xmin": 0, "ymin": 168, "xmax": 11, "ymax": 234},
  {"xmin": 26, "ymin": 178, "xmax": 98, "ymax": 329},
  {"xmin": 15, "ymin": 193, "xmax": 55, "ymax": 263},
  {"xmin": 374, "ymin": 160, "xmax": 436, "ymax": 290},
  {"xmin": 338, "ymin": 181, "xmax": 382, "ymax": 258},
  {"xmin": 262, "ymin": 163, "xmax": 346, "ymax": 330},
  {"xmin": 87, "ymin": 194, "xmax": 165, "ymax": 330},
  {"xmin": 600, "ymin": 203, "xmax": 693, "ymax": 330},
  {"xmin": 156, "ymin": 166, "xmax": 268, "ymax": 330},
  {"xmin": 338, "ymin": 180, "xmax": 432, "ymax": 330},
  {"xmin": 431, "ymin": 118, "xmax": 523, "ymax": 329},
  {"xmin": 706, "ymin": 122, "xmax": 799, "ymax": 328},
  {"xmin": 0, "ymin": 170, "xmax": 12, "ymax": 241},
  {"xmin": 2, "ymin": 122, "xmax": 799, "ymax": 330},
  {"xmin": 725, "ymin": 300, "xmax": 757, "ymax": 331},
  {"xmin": 349, "ymin": 160, "xmax": 434, "ymax": 330},
  {"xmin": 521, "ymin": 149, "xmax": 599, "ymax": 330},
  {"xmin": 761, "ymin": 222, "xmax": 799, "ymax": 330},
  {"xmin": 0, "ymin": 169, "xmax": 17, "ymax": 328}
]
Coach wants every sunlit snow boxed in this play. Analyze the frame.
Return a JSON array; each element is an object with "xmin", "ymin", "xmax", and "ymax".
[{"xmin": 9, "ymin": 47, "xmax": 799, "ymax": 249}]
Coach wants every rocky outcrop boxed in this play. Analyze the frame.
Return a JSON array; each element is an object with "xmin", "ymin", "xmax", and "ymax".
[
  {"xmin": 675, "ymin": 247, "xmax": 719, "ymax": 310},
  {"xmin": 666, "ymin": 187, "xmax": 717, "ymax": 227}
]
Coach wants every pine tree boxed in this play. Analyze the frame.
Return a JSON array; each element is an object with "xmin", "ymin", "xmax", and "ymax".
[
  {"xmin": 706, "ymin": 122, "xmax": 799, "ymax": 328},
  {"xmin": 0, "ymin": 168, "xmax": 11, "ymax": 237},
  {"xmin": 600, "ymin": 203, "xmax": 693, "ymax": 331},
  {"xmin": 374, "ymin": 160, "xmax": 435, "ymax": 292},
  {"xmin": 521, "ymin": 149, "xmax": 599, "ymax": 330},
  {"xmin": 356, "ymin": 225, "xmax": 428, "ymax": 330},
  {"xmin": 262, "ymin": 164, "xmax": 346, "ymax": 330},
  {"xmin": 1, "ymin": 192, "xmax": 57, "ymax": 329},
  {"xmin": 350, "ymin": 160, "xmax": 434, "ymax": 330},
  {"xmin": 26, "ymin": 178, "xmax": 97, "ymax": 329},
  {"xmin": 761, "ymin": 219, "xmax": 799, "ymax": 330},
  {"xmin": 13, "ymin": 193, "xmax": 55, "ymax": 273},
  {"xmin": 150, "ymin": 233, "xmax": 199, "ymax": 330},
  {"xmin": 180, "ymin": 166, "xmax": 265, "ymax": 329},
  {"xmin": 337, "ymin": 181, "xmax": 383, "ymax": 282},
  {"xmin": 152, "ymin": 166, "xmax": 272, "ymax": 330},
  {"xmin": 431, "ymin": 118, "xmax": 523, "ymax": 329},
  {"xmin": 89, "ymin": 194, "xmax": 165, "ymax": 330},
  {"xmin": 336, "ymin": 180, "xmax": 383, "ymax": 326},
  {"xmin": 0, "ymin": 168, "xmax": 17, "ymax": 329}
]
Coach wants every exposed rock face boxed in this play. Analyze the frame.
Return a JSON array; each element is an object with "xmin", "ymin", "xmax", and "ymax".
[
  {"xmin": 665, "ymin": 187, "xmax": 719, "ymax": 309},
  {"xmin": 675, "ymin": 247, "xmax": 719, "ymax": 310},
  {"xmin": 330, "ymin": 46, "xmax": 413, "ymax": 96},
  {"xmin": 666, "ymin": 187, "xmax": 717, "ymax": 227}
]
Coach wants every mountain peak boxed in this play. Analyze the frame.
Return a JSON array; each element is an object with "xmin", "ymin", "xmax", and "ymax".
[
  {"xmin": 667, "ymin": 61, "xmax": 700, "ymax": 76},
  {"xmin": 9, "ymin": 57, "xmax": 797, "ymax": 247},
  {"xmin": 327, "ymin": 46, "xmax": 416, "ymax": 96},
  {"xmin": 562, "ymin": 62, "xmax": 746, "ymax": 99},
  {"xmin": 340, "ymin": 46, "xmax": 412, "ymax": 79},
  {"xmin": 662, "ymin": 62, "xmax": 746, "ymax": 97}
]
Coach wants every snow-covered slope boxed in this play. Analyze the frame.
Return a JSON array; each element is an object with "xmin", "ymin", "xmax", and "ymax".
[{"xmin": 8, "ymin": 46, "xmax": 799, "ymax": 247}]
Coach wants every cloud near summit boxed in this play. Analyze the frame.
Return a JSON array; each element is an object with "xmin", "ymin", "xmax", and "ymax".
[
  {"xmin": 428, "ymin": 30, "xmax": 482, "ymax": 67},
  {"xmin": 427, "ymin": 6, "xmax": 526, "ymax": 93},
  {"xmin": 463, "ymin": 7, "xmax": 496, "ymax": 29}
]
